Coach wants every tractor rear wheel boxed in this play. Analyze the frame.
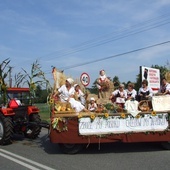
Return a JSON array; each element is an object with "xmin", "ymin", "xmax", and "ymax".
[
  {"xmin": 25, "ymin": 114, "xmax": 41, "ymax": 139},
  {"xmin": 0, "ymin": 113, "xmax": 13, "ymax": 145}
]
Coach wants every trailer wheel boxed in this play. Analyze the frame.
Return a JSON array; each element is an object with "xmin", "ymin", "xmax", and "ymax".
[
  {"xmin": 0, "ymin": 114, "xmax": 13, "ymax": 145},
  {"xmin": 161, "ymin": 142, "xmax": 170, "ymax": 150},
  {"xmin": 58, "ymin": 143, "xmax": 84, "ymax": 154},
  {"xmin": 25, "ymin": 114, "xmax": 41, "ymax": 139}
]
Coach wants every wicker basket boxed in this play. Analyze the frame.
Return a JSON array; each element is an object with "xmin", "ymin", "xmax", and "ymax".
[{"xmin": 138, "ymin": 100, "xmax": 152, "ymax": 111}]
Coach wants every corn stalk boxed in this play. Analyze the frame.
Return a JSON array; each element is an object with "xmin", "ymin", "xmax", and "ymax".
[
  {"xmin": 0, "ymin": 58, "xmax": 11, "ymax": 106},
  {"xmin": 22, "ymin": 60, "xmax": 51, "ymax": 99}
]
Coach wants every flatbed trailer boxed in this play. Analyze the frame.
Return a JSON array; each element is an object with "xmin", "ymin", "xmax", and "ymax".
[{"xmin": 49, "ymin": 110, "xmax": 170, "ymax": 154}]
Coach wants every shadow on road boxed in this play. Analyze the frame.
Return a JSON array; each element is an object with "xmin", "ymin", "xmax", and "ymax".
[
  {"xmin": 80, "ymin": 142, "xmax": 164, "ymax": 154},
  {"xmin": 37, "ymin": 133, "xmax": 165, "ymax": 155},
  {"xmin": 11, "ymin": 128, "xmax": 166, "ymax": 155}
]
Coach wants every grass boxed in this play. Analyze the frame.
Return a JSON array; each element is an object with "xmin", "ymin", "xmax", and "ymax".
[{"xmin": 36, "ymin": 103, "xmax": 51, "ymax": 122}]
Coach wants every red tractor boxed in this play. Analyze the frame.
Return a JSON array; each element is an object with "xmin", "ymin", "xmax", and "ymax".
[{"xmin": 0, "ymin": 87, "xmax": 42, "ymax": 145}]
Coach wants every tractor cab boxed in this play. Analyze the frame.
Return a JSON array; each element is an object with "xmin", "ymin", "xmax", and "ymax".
[{"xmin": 7, "ymin": 87, "xmax": 32, "ymax": 107}]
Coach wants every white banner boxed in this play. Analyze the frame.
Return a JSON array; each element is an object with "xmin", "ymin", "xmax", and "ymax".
[
  {"xmin": 141, "ymin": 66, "xmax": 160, "ymax": 92},
  {"xmin": 79, "ymin": 113, "xmax": 169, "ymax": 135},
  {"xmin": 152, "ymin": 96, "xmax": 170, "ymax": 112}
]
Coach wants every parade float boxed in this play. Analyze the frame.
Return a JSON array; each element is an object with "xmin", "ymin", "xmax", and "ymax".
[{"xmin": 48, "ymin": 67, "xmax": 170, "ymax": 154}]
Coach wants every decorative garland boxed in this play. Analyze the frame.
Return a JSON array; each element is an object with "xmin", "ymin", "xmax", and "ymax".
[{"xmin": 51, "ymin": 117, "xmax": 68, "ymax": 132}]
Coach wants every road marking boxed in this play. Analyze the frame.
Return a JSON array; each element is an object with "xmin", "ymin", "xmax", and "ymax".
[
  {"xmin": 0, "ymin": 149, "xmax": 56, "ymax": 170},
  {"xmin": 0, "ymin": 152, "xmax": 40, "ymax": 170}
]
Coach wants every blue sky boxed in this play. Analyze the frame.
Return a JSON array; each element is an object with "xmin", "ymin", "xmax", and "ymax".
[{"xmin": 1, "ymin": 0, "xmax": 170, "ymax": 87}]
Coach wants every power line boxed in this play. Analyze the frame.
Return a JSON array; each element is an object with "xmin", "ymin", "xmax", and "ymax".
[
  {"xmin": 57, "ymin": 40, "xmax": 170, "ymax": 70},
  {"xmin": 39, "ymin": 13, "xmax": 170, "ymax": 60}
]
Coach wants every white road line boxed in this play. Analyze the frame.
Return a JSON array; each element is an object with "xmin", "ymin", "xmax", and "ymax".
[
  {"xmin": 0, "ymin": 149, "xmax": 56, "ymax": 170},
  {"xmin": 0, "ymin": 152, "xmax": 40, "ymax": 170}
]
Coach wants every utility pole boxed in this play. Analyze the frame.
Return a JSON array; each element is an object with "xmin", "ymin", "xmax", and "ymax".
[{"xmin": 9, "ymin": 66, "xmax": 12, "ymax": 87}]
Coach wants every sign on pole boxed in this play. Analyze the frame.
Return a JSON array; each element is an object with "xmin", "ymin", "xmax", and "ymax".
[
  {"xmin": 80, "ymin": 72, "xmax": 90, "ymax": 87},
  {"xmin": 140, "ymin": 66, "xmax": 160, "ymax": 93}
]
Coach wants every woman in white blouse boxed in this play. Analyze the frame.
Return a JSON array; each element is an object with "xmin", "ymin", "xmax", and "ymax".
[
  {"xmin": 109, "ymin": 83, "xmax": 127, "ymax": 108},
  {"xmin": 58, "ymin": 78, "xmax": 87, "ymax": 112},
  {"xmin": 126, "ymin": 83, "xmax": 137, "ymax": 100},
  {"xmin": 138, "ymin": 79, "xmax": 153, "ymax": 101}
]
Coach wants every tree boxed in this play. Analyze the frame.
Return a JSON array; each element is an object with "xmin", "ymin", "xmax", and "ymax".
[
  {"xmin": 151, "ymin": 64, "xmax": 169, "ymax": 80},
  {"xmin": 112, "ymin": 76, "xmax": 120, "ymax": 89}
]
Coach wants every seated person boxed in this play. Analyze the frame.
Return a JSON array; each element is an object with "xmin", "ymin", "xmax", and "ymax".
[
  {"xmin": 126, "ymin": 83, "xmax": 137, "ymax": 100},
  {"xmin": 74, "ymin": 84, "xmax": 87, "ymax": 106},
  {"xmin": 138, "ymin": 79, "xmax": 153, "ymax": 101},
  {"xmin": 158, "ymin": 78, "xmax": 170, "ymax": 95},
  {"xmin": 109, "ymin": 83, "xmax": 127, "ymax": 108},
  {"xmin": 57, "ymin": 78, "xmax": 87, "ymax": 112},
  {"xmin": 88, "ymin": 97, "xmax": 97, "ymax": 112}
]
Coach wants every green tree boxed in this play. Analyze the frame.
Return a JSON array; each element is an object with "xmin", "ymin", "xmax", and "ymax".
[
  {"xmin": 151, "ymin": 64, "xmax": 169, "ymax": 80},
  {"xmin": 112, "ymin": 76, "xmax": 120, "ymax": 89}
]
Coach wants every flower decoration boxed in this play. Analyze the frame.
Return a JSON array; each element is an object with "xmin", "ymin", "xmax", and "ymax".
[
  {"xmin": 90, "ymin": 114, "xmax": 95, "ymax": 120},
  {"xmin": 78, "ymin": 114, "xmax": 83, "ymax": 119},
  {"xmin": 104, "ymin": 113, "xmax": 109, "ymax": 119},
  {"xmin": 151, "ymin": 111, "xmax": 157, "ymax": 116},
  {"xmin": 51, "ymin": 117, "xmax": 68, "ymax": 132},
  {"xmin": 49, "ymin": 98, "xmax": 54, "ymax": 105},
  {"xmin": 120, "ymin": 113, "xmax": 126, "ymax": 119}
]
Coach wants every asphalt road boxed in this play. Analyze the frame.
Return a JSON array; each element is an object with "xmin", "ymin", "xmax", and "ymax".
[{"xmin": 0, "ymin": 128, "xmax": 170, "ymax": 170}]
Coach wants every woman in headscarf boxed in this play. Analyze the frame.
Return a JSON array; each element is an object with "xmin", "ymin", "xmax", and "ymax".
[{"xmin": 58, "ymin": 78, "xmax": 87, "ymax": 112}]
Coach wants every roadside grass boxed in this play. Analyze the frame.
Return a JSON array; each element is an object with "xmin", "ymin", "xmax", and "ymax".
[{"xmin": 36, "ymin": 103, "xmax": 51, "ymax": 122}]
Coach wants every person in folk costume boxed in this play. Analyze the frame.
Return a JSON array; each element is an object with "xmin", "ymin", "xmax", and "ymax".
[
  {"xmin": 126, "ymin": 83, "xmax": 137, "ymax": 101},
  {"xmin": 74, "ymin": 84, "xmax": 87, "ymax": 106},
  {"xmin": 109, "ymin": 83, "xmax": 127, "ymax": 108},
  {"xmin": 96, "ymin": 70, "xmax": 110, "ymax": 98},
  {"xmin": 57, "ymin": 78, "xmax": 87, "ymax": 112},
  {"xmin": 88, "ymin": 97, "xmax": 98, "ymax": 112},
  {"xmin": 138, "ymin": 79, "xmax": 153, "ymax": 101},
  {"xmin": 158, "ymin": 78, "xmax": 170, "ymax": 95}
]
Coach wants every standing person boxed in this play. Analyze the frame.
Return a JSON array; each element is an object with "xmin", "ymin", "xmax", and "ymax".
[
  {"xmin": 126, "ymin": 83, "xmax": 137, "ymax": 100},
  {"xmin": 74, "ymin": 84, "xmax": 87, "ymax": 106},
  {"xmin": 138, "ymin": 79, "xmax": 153, "ymax": 101},
  {"xmin": 158, "ymin": 78, "xmax": 170, "ymax": 95},
  {"xmin": 96, "ymin": 70, "xmax": 110, "ymax": 98},
  {"xmin": 88, "ymin": 97, "xmax": 98, "ymax": 112},
  {"xmin": 109, "ymin": 83, "xmax": 127, "ymax": 108},
  {"xmin": 57, "ymin": 78, "xmax": 87, "ymax": 112}
]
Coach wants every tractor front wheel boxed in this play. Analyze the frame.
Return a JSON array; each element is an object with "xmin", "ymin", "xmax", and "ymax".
[
  {"xmin": 25, "ymin": 114, "xmax": 41, "ymax": 139},
  {"xmin": 0, "ymin": 113, "xmax": 13, "ymax": 145}
]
